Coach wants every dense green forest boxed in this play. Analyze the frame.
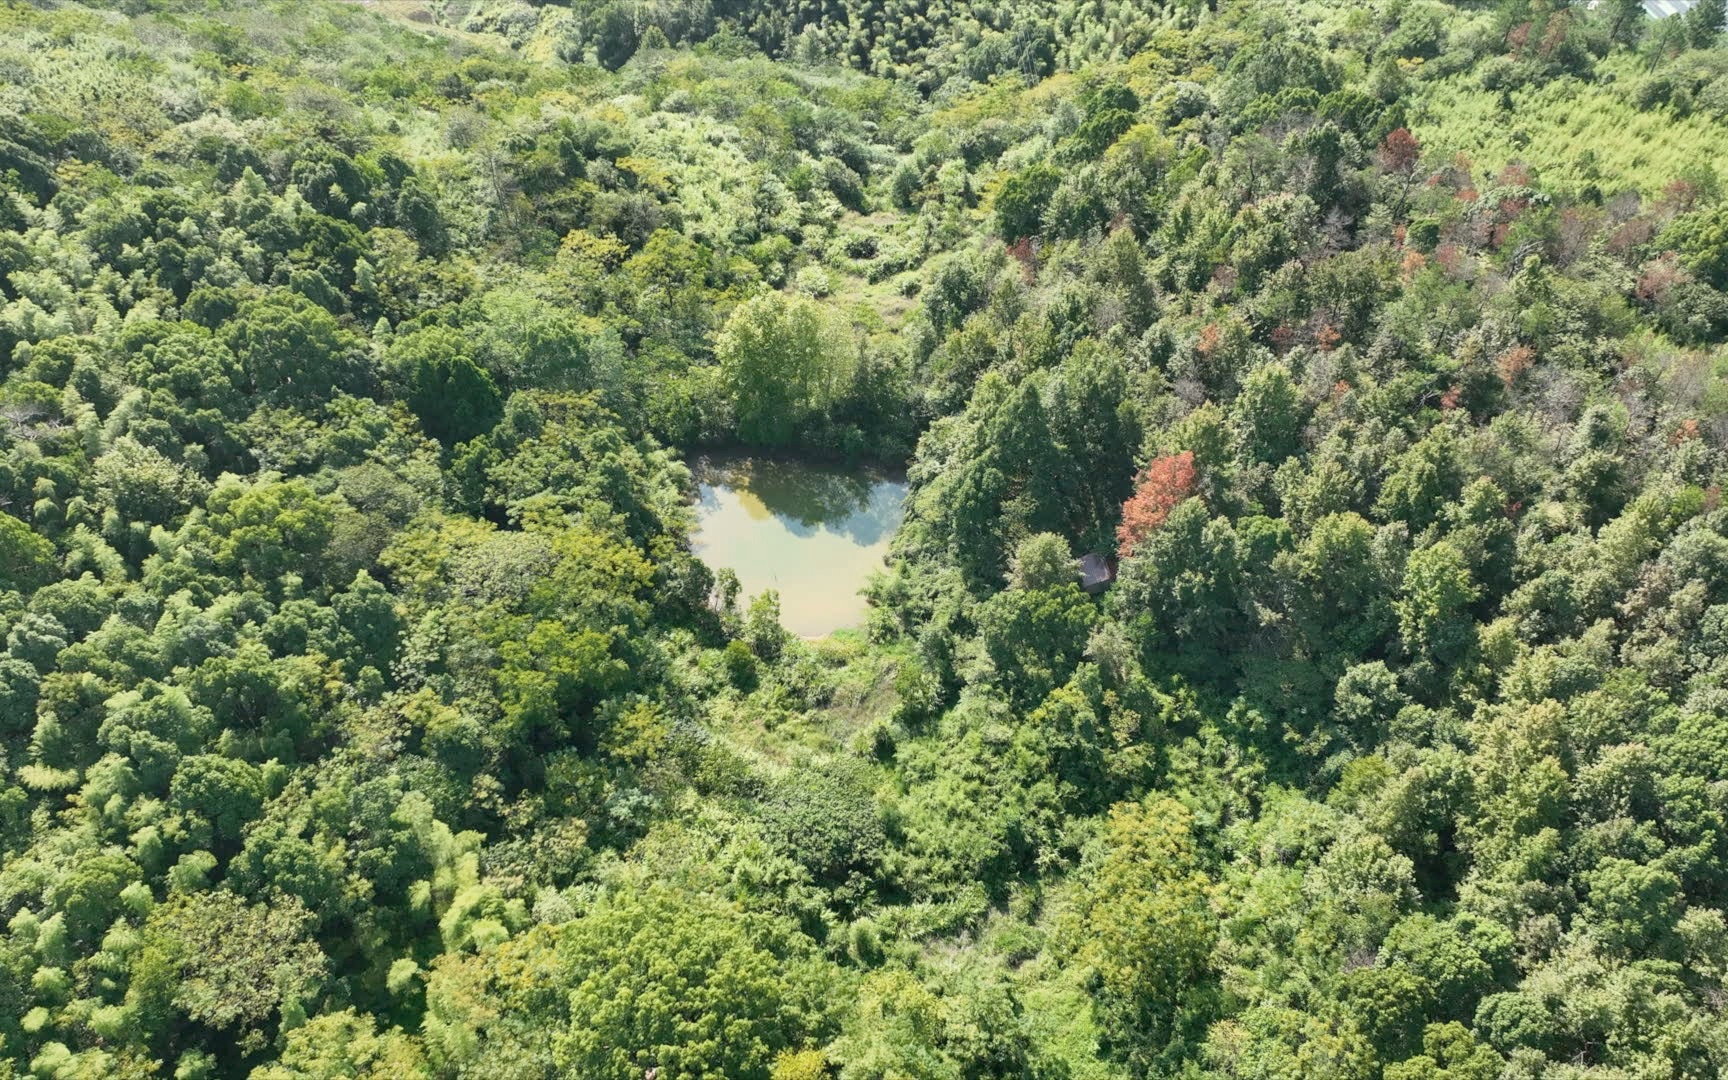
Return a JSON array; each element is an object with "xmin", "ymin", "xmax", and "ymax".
[{"xmin": 2, "ymin": 0, "xmax": 1728, "ymax": 1076}]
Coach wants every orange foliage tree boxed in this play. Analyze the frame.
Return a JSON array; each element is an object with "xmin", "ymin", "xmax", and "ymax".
[{"xmin": 1117, "ymin": 451, "xmax": 1198, "ymax": 557}]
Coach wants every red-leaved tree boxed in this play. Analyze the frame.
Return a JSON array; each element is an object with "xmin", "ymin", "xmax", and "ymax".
[
  {"xmin": 1379, "ymin": 127, "xmax": 1423, "ymax": 220},
  {"xmin": 1117, "ymin": 451, "xmax": 1198, "ymax": 557},
  {"xmin": 1377, "ymin": 127, "xmax": 1422, "ymax": 176}
]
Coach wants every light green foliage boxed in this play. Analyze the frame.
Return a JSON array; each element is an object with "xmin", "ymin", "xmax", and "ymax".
[
  {"xmin": 247, "ymin": 1009, "xmax": 428, "ymax": 1079},
  {"xmin": 1413, "ymin": 54, "xmax": 1728, "ymax": 197},
  {"xmin": 129, "ymin": 890, "xmax": 326, "ymax": 1047},
  {"xmin": 1068, "ymin": 797, "xmax": 1217, "ymax": 1072},
  {"xmin": 203, "ymin": 478, "xmax": 339, "ymax": 587},
  {"xmin": 1006, "ymin": 532, "xmax": 1079, "ymax": 591},
  {"xmin": 717, "ymin": 291, "xmax": 856, "ymax": 447},
  {"xmin": 425, "ymin": 885, "xmax": 835, "ymax": 1080},
  {"xmin": 0, "ymin": 0, "xmax": 1725, "ymax": 1077}
]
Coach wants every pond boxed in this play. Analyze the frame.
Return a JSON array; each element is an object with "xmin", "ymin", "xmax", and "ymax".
[{"xmin": 690, "ymin": 456, "xmax": 908, "ymax": 638}]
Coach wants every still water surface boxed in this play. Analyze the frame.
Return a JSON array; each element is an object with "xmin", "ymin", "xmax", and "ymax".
[{"xmin": 691, "ymin": 457, "xmax": 908, "ymax": 638}]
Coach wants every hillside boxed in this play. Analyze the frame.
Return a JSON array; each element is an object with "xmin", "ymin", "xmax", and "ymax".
[{"xmin": 0, "ymin": 1, "xmax": 1727, "ymax": 1077}]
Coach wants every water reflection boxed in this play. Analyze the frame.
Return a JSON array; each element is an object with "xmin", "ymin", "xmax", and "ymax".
[{"xmin": 690, "ymin": 456, "xmax": 908, "ymax": 638}]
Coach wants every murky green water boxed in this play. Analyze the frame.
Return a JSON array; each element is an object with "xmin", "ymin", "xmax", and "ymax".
[{"xmin": 691, "ymin": 456, "xmax": 908, "ymax": 638}]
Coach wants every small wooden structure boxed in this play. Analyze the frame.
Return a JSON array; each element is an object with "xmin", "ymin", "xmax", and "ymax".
[{"xmin": 1079, "ymin": 553, "xmax": 1115, "ymax": 594}]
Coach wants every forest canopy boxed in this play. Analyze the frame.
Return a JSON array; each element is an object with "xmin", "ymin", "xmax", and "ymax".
[{"xmin": 0, "ymin": 0, "xmax": 1726, "ymax": 1077}]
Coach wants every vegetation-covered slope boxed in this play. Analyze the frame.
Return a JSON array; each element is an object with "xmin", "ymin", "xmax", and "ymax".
[{"xmin": 1, "ymin": 0, "xmax": 1728, "ymax": 1077}]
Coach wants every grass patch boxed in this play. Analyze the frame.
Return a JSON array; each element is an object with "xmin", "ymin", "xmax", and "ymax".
[{"xmin": 1410, "ymin": 62, "xmax": 1728, "ymax": 195}]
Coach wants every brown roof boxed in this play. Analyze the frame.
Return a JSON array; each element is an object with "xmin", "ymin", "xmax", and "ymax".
[{"xmin": 1079, "ymin": 553, "xmax": 1114, "ymax": 590}]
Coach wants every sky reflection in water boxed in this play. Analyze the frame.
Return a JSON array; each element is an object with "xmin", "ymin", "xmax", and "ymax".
[{"xmin": 691, "ymin": 457, "xmax": 907, "ymax": 638}]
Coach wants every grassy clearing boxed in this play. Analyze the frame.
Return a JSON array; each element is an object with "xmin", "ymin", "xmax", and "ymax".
[{"xmin": 1411, "ymin": 65, "xmax": 1728, "ymax": 195}]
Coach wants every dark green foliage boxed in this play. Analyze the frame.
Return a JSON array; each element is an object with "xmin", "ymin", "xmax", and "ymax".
[
  {"xmin": 758, "ymin": 767, "xmax": 886, "ymax": 887},
  {"xmin": 1689, "ymin": 0, "xmax": 1727, "ymax": 49},
  {"xmin": 995, "ymin": 163, "xmax": 1062, "ymax": 242},
  {"xmin": 406, "ymin": 353, "xmax": 502, "ymax": 447},
  {"xmin": 1, "ymin": 0, "xmax": 1727, "ymax": 1077}
]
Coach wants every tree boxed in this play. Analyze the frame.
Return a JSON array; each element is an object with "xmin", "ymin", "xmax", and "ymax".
[
  {"xmin": 1067, "ymin": 797, "xmax": 1217, "ymax": 1072},
  {"xmin": 994, "ymin": 164, "xmax": 1061, "ymax": 242},
  {"xmin": 1044, "ymin": 346, "xmax": 1142, "ymax": 542},
  {"xmin": 425, "ymin": 886, "xmax": 834, "ymax": 1080},
  {"xmin": 205, "ymin": 478, "xmax": 339, "ymax": 587},
  {"xmin": 716, "ymin": 292, "xmax": 854, "ymax": 446},
  {"xmin": 1377, "ymin": 127, "xmax": 1421, "ymax": 175},
  {"xmin": 1383, "ymin": 1024, "xmax": 1501, "ymax": 1080},
  {"xmin": 1687, "ymin": 0, "xmax": 1725, "ymax": 48},
  {"xmin": 1289, "ymin": 512, "xmax": 1393, "ymax": 659},
  {"xmin": 745, "ymin": 589, "xmax": 789, "ymax": 661},
  {"xmin": 50, "ymin": 851, "xmax": 143, "ymax": 945},
  {"xmin": 129, "ymin": 890, "xmax": 326, "ymax": 1049},
  {"xmin": 1604, "ymin": 0, "xmax": 1647, "ymax": 45},
  {"xmin": 92, "ymin": 437, "xmax": 211, "ymax": 527},
  {"xmin": 1377, "ymin": 127, "xmax": 1422, "ymax": 218},
  {"xmin": 1378, "ymin": 427, "xmax": 1463, "ymax": 531},
  {"xmin": 1665, "ymin": 202, "xmax": 1728, "ymax": 291},
  {"xmin": 912, "ymin": 372, "xmax": 1070, "ymax": 585},
  {"xmin": 224, "ymin": 295, "xmax": 367, "ymax": 402},
  {"xmin": 828, "ymin": 971, "xmax": 958, "ymax": 1080},
  {"xmin": 1062, "ymin": 81, "xmax": 1140, "ymax": 161},
  {"xmin": 169, "ymin": 754, "xmax": 267, "ymax": 857},
  {"xmin": 1117, "ymin": 451, "xmax": 1198, "ymax": 557},
  {"xmin": 1582, "ymin": 858, "xmax": 1683, "ymax": 956},
  {"xmin": 400, "ymin": 343, "xmax": 502, "ymax": 446},
  {"xmin": 0, "ymin": 514, "xmax": 54, "ymax": 591},
  {"xmin": 975, "ymin": 576, "xmax": 1098, "ymax": 706},
  {"xmin": 826, "ymin": 969, "xmax": 1030, "ymax": 1079},
  {"xmin": 1231, "ymin": 364, "xmax": 1303, "ymax": 465},
  {"xmin": 588, "ymin": 3, "xmax": 640, "ymax": 70},
  {"xmin": 1006, "ymin": 532, "xmax": 1079, "ymax": 590},
  {"xmin": 758, "ymin": 767, "xmax": 887, "ymax": 887},
  {"xmin": 248, "ymin": 1009, "xmax": 429, "ymax": 1079},
  {"xmin": 476, "ymin": 289, "xmax": 615, "ymax": 392},
  {"xmin": 1113, "ymin": 498, "xmax": 1242, "ymax": 663},
  {"xmin": 1395, "ymin": 541, "xmax": 1478, "ymax": 668}
]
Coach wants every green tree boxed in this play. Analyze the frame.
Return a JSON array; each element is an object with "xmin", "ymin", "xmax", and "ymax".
[
  {"xmin": 129, "ymin": 890, "xmax": 327, "ymax": 1051},
  {"xmin": 396, "ymin": 335, "xmax": 502, "ymax": 446},
  {"xmin": 1395, "ymin": 541, "xmax": 1478, "ymax": 668},
  {"xmin": 224, "ymin": 295, "xmax": 368, "ymax": 402},
  {"xmin": 994, "ymin": 164, "xmax": 1061, "ymax": 242},
  {"xmin": 716, "ymin": 292, "xmax": 855, "ymax": 447},
  {"xmin": 975, "ymin": 577, "xmax": 1098, "ymax": 706},
  {"xmin": 0, "ymin": 514, "xmax": 54, "ymax": 591},
  {"xmin": 49, "ymin": 851, "xmax": 144, "ymax": 946},
  {"xmin": 1113, "ymin": 499, "xmax": 1242, "ymax": 665},
  {"xmin": 1383, "ymin": 1023, "xmax": 1502, "ymax": 1080},
  {"xmin": 205, "ymin": 478, "xmax": 339, "ymax": 587},
  {"xmin": 1067, "ymin": 797, "xmax": 1218, "ymax": 1072},
  {"xmin": 1005, "ymin": 532, "xmax": 1079, "ymax": 591},
  {"xmin": 1687, "ymin": 0, "xmax": 1725, "ymax": 48},
  {"xmin": 425, "ymin": 886, "xmax": 834, "ymax": 1080},
  {"xmin": 248, "ymin": 1009, "xmax": 428, "ymax": 1079},
  {"xmin": 1231, "ymin": 362, "xmax": 1304, "ymax": 465},
  {"xmin": 169, "ymin": 754, "xmax": 267, "ymax": 857}
]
